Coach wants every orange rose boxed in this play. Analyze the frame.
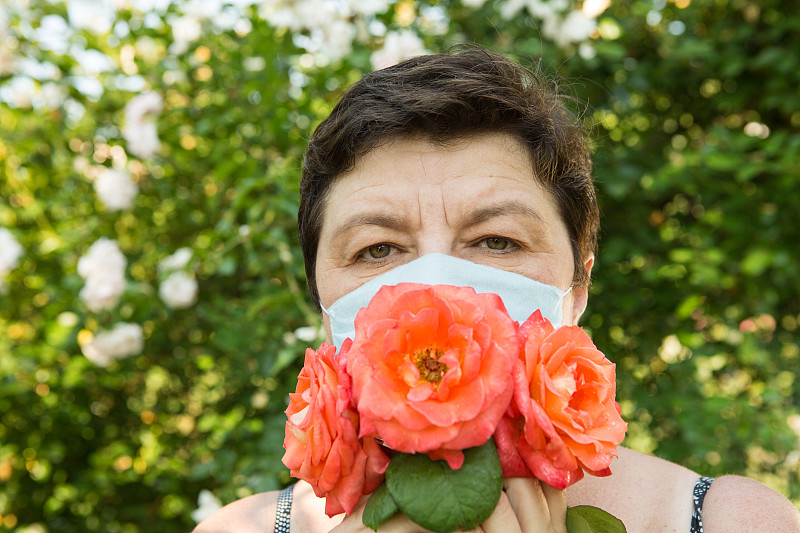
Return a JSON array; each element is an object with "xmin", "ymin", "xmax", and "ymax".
[
  {"xmin": 346, "ymin": 284, "xmax": 518, "ymax": 470},
  {"xmin": 495, "ymin": 311, "xmax": 627, "ymax": 489},
  {"xmin": 282, "ymin": 341, "xmax": 390, "ymax": 516}
]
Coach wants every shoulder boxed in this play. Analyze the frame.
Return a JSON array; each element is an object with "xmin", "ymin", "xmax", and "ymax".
[
  {"xmin": 191, "ymin": 482, "xmax": 343, "ymax": 533},
  {"xmin": 567, "ymin": 447, "xmax": 701, "ymax": 531},
  {"xmin": 703, "ymin": 475, "xmax": 800, "ymax": 533},
  {"xmin": 192, "ymin": 491, "xmax": 277, "ymax": 533}
]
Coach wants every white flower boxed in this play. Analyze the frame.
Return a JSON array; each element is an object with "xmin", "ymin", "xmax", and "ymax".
[
  {"xmin": 346, "ymin": 0, "xmax": 391, "ymax": 17},
  {"xmin": 525, "ymin": 0, "xmax": 560, "ymax": 20},
  {"xmin": 159, "ymin": 271, "xmax": 198, "ymax": 309},
  {"xmin": 461, "ymin": 0, "xmax": 488, "ymax": 7},
  {"xmin": 260, "ymin": 0, "xmax": 370, "ymax": 62},
  {"xmin": 370, "ymin": 30, "xmax": 427, "ymax": 71},
  {"xmin": 77, "ymin": 238, "xmax": 126, "ymax": 279},
  {"xmin": 544, "ymin": 10, "xmax": 597, "ymax": 47},
  {"xmin": 0, "ymin": 76, "xmax": 36, "ymax": 108},
  {"xmin": 82, "ymin": 322, "xmax": 144, "ymax": 367},
  {"xmin": 94, "ymin": 168, "xmax": 138, "ymax": 211},
  {"xmin": 79, "ymin": 276, "xmax": 127, "ymax": 312},
  {"xmin": 125, "ymin": 91, "xmax": 163, "ymax": 121},
  {"xmin": 191, "ymin": 490, "xmax": 222, "ymax": 523},
  {"xmin": 500, "ymin": 0, "xmax": 527, "ymax": 19},
  {"xmin": 77, "ymin": 238, "xmax": 127, "ymax": 312},
  {"xmin": 158, "ymin": 247, "xmax": 193, "ymax": 272},
  {"xmin": 0, "ymin": 228, "xmax": 24, "ymax": 274},
  {"xmin": 122, "ymin": 91, "xmax": 163, "ymax": 158},
  {"xmin": 123, "ymin": 121, "xmax": 161, "ymax": 159},
  {"xmin": 67, "ymin": 0, "xmax": 115, "ymax": 35},
  {"xmin": 169, "ymin": 15, "xmax": 203, "ymax": 55},
  {"xmin": 293, "ymin": 326, "xmax": 319, "ymax": 343}
]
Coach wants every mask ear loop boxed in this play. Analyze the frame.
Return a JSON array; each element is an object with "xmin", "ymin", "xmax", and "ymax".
[
  {"xmin": 558, "ymin": 285, "xmax": 574, "ymax": 325},
  {"xmin": 319, "ymin": 301, "xmax": 331, "ymax": 317}
]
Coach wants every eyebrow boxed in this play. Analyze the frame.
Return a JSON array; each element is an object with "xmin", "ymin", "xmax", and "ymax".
[
  {"xmin": 328, "ymin": 200, "xmax": 546, "ymax": 241},
  {"xmin": 460, "ymin": 200, "xmax": 547, "ymax": 229},
  {"xmin": 329, "ymin": 212, "xmax": 409, "ymax": 241}
]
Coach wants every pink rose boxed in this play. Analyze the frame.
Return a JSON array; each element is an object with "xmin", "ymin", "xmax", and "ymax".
[
  {"xmin": 282, "ymin": 341, "xmax": 389, "ymax": 516},
  {"xmin": 346, "ymin": 283, "xmax": 518, "ymax": 470},
  {"xmin": 495, "ymin": 311, "xmax": 627, "ymax": 489}
]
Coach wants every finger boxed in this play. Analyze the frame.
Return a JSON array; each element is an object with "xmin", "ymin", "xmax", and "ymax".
[
  {"xmin": 503, "ymin": 478, "xmax": 552, "ymax": 533},
  {"xmin": 480, "ymin": 491, "xmax": 523, "ymax": 533},
  {"xmin": 328, "ymin": 506, "xmax": 437, "ymax": 533},
  {"xmin": 541, "ymin": 484, "xmax": 568, "ymax": 533}
]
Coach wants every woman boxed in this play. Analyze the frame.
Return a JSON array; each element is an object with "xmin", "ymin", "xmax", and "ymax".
[{"xmin": 195, "ymin": 47, "xmax": 800, "ymax": 533}]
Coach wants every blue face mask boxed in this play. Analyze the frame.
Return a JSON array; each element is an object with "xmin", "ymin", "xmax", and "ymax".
[{"xmin": 320, "ymin": 253, "xmax": 572, "ymax": 349}]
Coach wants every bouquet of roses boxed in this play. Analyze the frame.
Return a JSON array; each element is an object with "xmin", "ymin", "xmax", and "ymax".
[{"xmin": 282, "ymin": 283, "xmax": 628, "ymax": 532}]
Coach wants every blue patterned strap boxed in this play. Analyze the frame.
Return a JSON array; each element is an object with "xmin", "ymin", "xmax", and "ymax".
[
  {"xmin": 690, "ymin": 477, "xmax": 715, "ymax": 533},
  {"xmin": 274, "ymin": 485, "xmax": 293, "ymax": 533}
]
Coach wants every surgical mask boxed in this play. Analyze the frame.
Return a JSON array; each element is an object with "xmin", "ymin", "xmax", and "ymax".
[{"xmin": 320, "ymin": 253, "xmax": 573, "ymax": 349}]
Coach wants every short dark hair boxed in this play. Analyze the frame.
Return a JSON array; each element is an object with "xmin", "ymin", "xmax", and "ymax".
[{"xmin": 299, "ymin": 45, "xmax": 598, "ymax": 309}]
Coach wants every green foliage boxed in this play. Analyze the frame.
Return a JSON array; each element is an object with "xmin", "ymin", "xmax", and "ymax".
[
  {"xmin": 566, "ymin": 506, "xmax": 628, "ymax": 533},
  {"xmin": 1, "ymin": 0, "xmax": 798, "ymax": 531},
  {"xmin": 380, "ymin": 441, "xmax": 503, "ymax": 532}
]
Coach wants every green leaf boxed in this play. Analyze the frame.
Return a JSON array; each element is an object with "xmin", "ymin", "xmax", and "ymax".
[
  {"xmin": 362, "ymin": 483, "xmax": 399, "ymax": 531},
  {"xmin": 385, "ymin": 441, "xmax": 502, "ymax": 533},
  {"xmin": 566, "ymin": 505, "xmax": 628, "ymax": 533}
]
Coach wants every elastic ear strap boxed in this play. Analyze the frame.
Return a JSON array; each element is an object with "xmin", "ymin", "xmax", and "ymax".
[
  {"xmin": 564, "ymin": 285, "xmax": 574, "ymax": 297},
  {"xmin": 319, "ymin": 301, "xmax": 331, "ymax": 316}
]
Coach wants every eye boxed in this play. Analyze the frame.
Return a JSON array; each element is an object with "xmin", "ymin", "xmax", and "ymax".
[
  {"xmin": 484, "ymin": 237, "xmax": 510, "ymax": 250},
  {"xmin": 361, "ymin": 243, "xmax": 392, "ymax": 260}
]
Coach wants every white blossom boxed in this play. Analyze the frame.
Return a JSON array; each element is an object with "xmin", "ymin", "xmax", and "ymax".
[
  {"xmin": 461, "ymin": 0, "xmax": 488, "ymax": 7},
  {"xmin": 81, "ymin": 322, "xmax": 144, "ymax": 367},
  {"xmin": 158, "ymin": 247, "xmax": 193, "ymax": 272},
  {"xmin": 124, "ymin": 120, "xmax": 160, "ymax": 159},
  {"xmin": 77, "ymin": 238, "xmax": 126, "ymax": 279},
  {"xmin": 77, "ymin": 238, "xmax": 127, "ymax": 312},
  {"xmin": 0, "ymin": 76, "xmax": 36, "ymax": 108},
  {"xmin": 370, "ymin": 30, "xmax": 427, "ymax": 71},
  {"xmin": 191, "ymin": 490, "xmax": 222, "ymax": 523},
  {"xmin": 315, "ymin": 19, "xmax": 357, "ymax": 60},
  {"xmin": 548, "ymin": 10, "xmax": 597, "ymax": 47},
  {"xmin": 500, "ymin": 0, "xmax": 527, "ymax": 19},
  {"xmin": 525, "ymin": 0, "xmax": 560, "ymax": 20},
  {"xmin": 67, "ymin": 0, "xmax": 116, "ymax": 35},
  {"xmin": 0, "ymin": 228, "xmax": 24, "ymax": 275},
  {"xmin": 159, "ymin": 271, "xmax": 198, "ymax": 309},
  {"xmin": 346, "ymin": 0, "xmax": 391, "ymax": 17},
  {"xmin": 79, "ymin": 276, "xmax": 127, "ymax": 312},
  {"xmin": 122, "ymin": 91, "xmax": 163, "ymax": 159},
  {"xmin": 168, "ymin": 15, "xmax": 203, "ymax": 55},
  {"xmin": 94, "ymin": 168, "xmax": 138, "ymax": 211},
  {"xmin": 260, "ymin": 0, "xmax": 377, "ymax": 62},
  {"xmin": 294, "ymin": 326, "xmax": 319, "ymax": 343}
]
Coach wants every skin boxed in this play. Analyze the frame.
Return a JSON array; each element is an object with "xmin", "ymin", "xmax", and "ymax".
[{"xmin": 194, "ymin": 134, "xmax": 800, "ymax": 533}]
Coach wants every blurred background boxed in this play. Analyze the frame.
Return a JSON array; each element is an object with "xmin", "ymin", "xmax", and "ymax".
[{"xmin": 1, "ymin": 0, "xmax": 799, "ymax": 530}]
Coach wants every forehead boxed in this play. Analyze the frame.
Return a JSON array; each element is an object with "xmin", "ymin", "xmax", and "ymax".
[{"xmin": 321, "ymin": 133, "xmax": 552, "ymax": 217}]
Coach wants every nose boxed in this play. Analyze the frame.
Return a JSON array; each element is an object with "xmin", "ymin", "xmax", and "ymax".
[{"xmin": 415, "ymin": 230, "xmax": 456, "ymax": 259}]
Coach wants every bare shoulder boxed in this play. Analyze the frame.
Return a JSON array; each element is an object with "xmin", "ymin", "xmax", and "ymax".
[
  {"xmin": 703, "ymin": 475, "xmax": 800, "ymax": 533},
  {"xmin": 567, "ymin": 446, "xmax": 700, "ymax": 532},
  {"xmin": 191, "ymin": 482, "xmax": 343, "ymax": 533},
  {"xmin": 568, "ymin": 448, "xmax": 800, "ymax": 533},
  {"xmin": 192, "ymin": 491, "xmax": 277, "ymax": 533}
]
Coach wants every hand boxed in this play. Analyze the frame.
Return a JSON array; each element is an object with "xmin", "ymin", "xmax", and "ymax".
[
  {"xmin": 328, "ymin": 478, "xmax": 567, "ymax": 533},
  {"xmin": 502, "ymin": 478, "xmax": 568, "ymax": 533}
]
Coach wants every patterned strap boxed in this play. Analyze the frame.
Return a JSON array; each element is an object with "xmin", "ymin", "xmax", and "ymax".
[
  {"xmin": 274, "ymin": 485, "xmax": 293, "ymax": 533},
  {"xmin": 690, "ymin": 476, "xmax": 714, "ymax": 533}
]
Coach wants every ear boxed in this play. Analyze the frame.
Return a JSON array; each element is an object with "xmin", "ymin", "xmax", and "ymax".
[{"xmin": 570, "ymin": 254, "xmax": 594, "ymax": 325}]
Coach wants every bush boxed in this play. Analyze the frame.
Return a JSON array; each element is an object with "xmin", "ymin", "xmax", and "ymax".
[{"xmin": 1, "ymin": 1, "xmax": 797, "ymax": 530}]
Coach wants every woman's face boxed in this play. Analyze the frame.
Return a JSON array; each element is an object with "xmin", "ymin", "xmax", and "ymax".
[{"xmin": 315, "ymin": 133, "xmax": 593, "ymax": 342}]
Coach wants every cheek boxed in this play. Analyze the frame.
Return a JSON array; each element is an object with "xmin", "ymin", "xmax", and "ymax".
[{"xmin": 314, "ymin": 261, "xmax": 352, "ymax": 310}]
